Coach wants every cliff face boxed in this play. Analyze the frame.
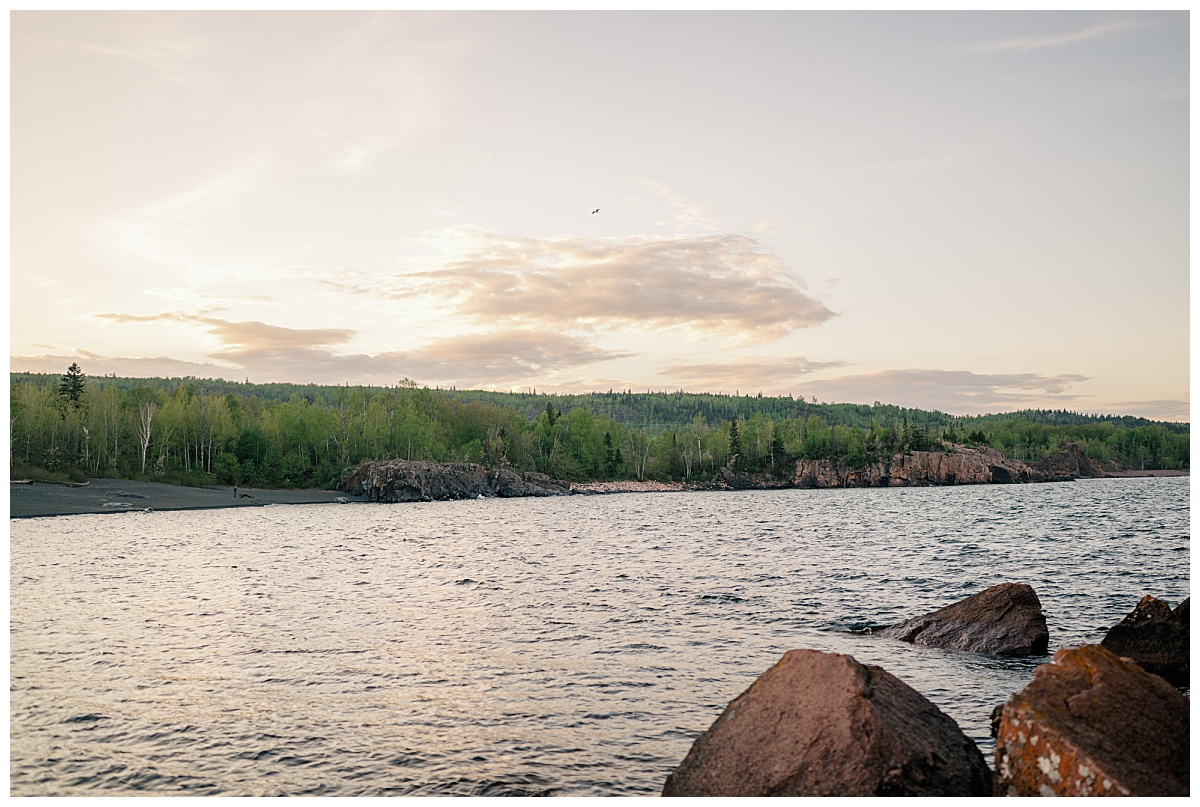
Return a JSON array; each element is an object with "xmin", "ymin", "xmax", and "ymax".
[{"xmin": 792, "ymin": 443, "xmax": 1103, "ymax": 489}]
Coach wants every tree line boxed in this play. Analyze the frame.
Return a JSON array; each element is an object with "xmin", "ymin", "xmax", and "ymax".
[{"xmin": 9, "ymin": 366, "xmax": 1189, "ymax": 489}]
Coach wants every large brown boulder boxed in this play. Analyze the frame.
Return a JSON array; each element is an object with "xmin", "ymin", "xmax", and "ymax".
[
  {"xmin": 877, "ymin": 582, "xmax": 1049, "ymax": 656},
  {"xmin": 662, "ymin": 648, "xmax": 992, "ymax": 797},
  {"xmin": 1100, "ymin": 595, "xmax": 1189, "ymax": 687},
  {"xmin": 994, "ymin": 644, "xmax": 1189, "ymax": 796}
]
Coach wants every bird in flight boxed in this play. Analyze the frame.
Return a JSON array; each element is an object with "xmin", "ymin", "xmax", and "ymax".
[{"xmin": 592, "ymin": 208, "xmax": 600, "ymax": 214}]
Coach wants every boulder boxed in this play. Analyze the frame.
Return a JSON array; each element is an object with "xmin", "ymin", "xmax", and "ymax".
[
  {"xmin": 662, "ymin": 648, "xmax": 992, "ymax": 797},
  {"xmin": 517, "ymin": 471, "xmax": 571, "ymax": 496},
  {"xmin": 491, "ymin": 468, "xmax": 536, "ymax": 497},
  {"xmin": 994, "ymin": 644, "xmax": 1189, "ymax": 796},
  {"xmin": 490, "ymin": 469, "xmax": 571, "ymax": 497},
  {"xmin": 989, "ymin": 703, "xmax": 1004, "ymax": 737},
  {"xmin": 877, "ymin": 582, "xmax": 1049, "ymax": 656},
  {"xmin": 1100, "ymin": 595, "xmax": 1189, "ymax": 687}
]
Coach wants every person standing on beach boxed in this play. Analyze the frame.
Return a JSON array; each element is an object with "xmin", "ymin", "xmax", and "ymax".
[{"xmin": 234, "ymin": 485, "xmax": 238, "ymax": 498}]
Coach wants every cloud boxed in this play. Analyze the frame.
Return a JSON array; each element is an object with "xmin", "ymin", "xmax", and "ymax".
[
  {"xmin": 211, "ymin": 331, "xmax": 628, "ymax": 389},
  {"xmin": 10, "ymin": 352, "xmax": 241, "ymax": 381},
  {"xmin": 347, "ymin": 228, "xmax": 834, "ymax": 341},
  {"xmin": 26, "ymin": 12, "xmax": 214, "ymax": 90},
  {"xmin": 374, "ymin": 331, "xmax": 633, "ymax": 388},
  {"xmin": 638, "ymin": 180, "xmax": 718, "ymax": 232},
  {"xmin": 970, "ymin": 18, "xmax": 1139, "ymax": 52},
  {"xmin": 795, "ymin": 369, "xmax": 1092, "ymax": 415},
  {"xmin": 96, "ymin": 312, "xmax": 356, "ymax": 352},
  {"xmin": 74, "ymin": 313, "xmax": 630, "ymax": 387},
  {"xmin": 1100, "ymin": 399, "xmax": 1191, "ymax": 423},
  {"xmin": 660, "ymin": 356, "xmax": 847, "ymax": 392}
]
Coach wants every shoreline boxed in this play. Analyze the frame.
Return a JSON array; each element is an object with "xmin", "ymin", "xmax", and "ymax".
[
  {"xmin": 9, "ymin": 478, "xmax": 353, "ymax": 519},
  {"xmin": 10, "ymin": 469, "xmax": 1187, "ymax": 519}
]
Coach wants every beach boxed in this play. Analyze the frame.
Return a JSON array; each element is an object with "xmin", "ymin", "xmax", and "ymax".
[{"xmin": 9, "ymin": 478, "xmax": 354, "ymax": 519}]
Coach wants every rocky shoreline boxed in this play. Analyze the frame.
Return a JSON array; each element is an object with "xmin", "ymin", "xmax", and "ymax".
[
  {"xmin": 663, "ymin": 585, "xmax": 1190, "ymax": 797},
  {"xmin": 340, "ymin": 444, "xmax": 1183, "ymax": 505},
  {"xmin": 10, "ymin": 443, "xmax": 1185, "ymax": 518}
]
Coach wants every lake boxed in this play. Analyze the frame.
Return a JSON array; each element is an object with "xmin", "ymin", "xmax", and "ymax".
[{"xmin": 9, "ymin": 477, "xmax": 1189, "ymax": 796}]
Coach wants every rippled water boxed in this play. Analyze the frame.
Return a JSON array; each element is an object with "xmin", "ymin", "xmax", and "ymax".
[{"xmin": 10, "ymin": 477, "xmax": 1189, "ymax": 796}]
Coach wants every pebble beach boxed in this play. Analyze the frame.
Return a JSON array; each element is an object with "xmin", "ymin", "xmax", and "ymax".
[{"xmin": 9, "ymin": 478, "xmax": 352, "ymax": 519}]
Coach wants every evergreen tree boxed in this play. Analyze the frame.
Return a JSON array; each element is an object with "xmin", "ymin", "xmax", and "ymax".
[
  {"xmin": 728, "ymin": 419, "xmax": 742, "ymax": 468},
  {"xmin": 603, "ymin": 431, "xmax": 620, "ymax": 477},
  {"xmin": 58, "ymin": 363, "xmax": 86, "ymax": 411}
]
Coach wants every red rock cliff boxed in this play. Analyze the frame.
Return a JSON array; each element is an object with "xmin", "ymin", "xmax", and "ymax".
[{"xmin": 793, "ymin": 443, "xmax": 1102, "ymax": 488}]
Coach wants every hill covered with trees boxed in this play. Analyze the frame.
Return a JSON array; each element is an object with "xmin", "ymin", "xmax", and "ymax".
[{"xmin": 9, "ymin": 368, "xmax": 1189, "ymax": 489}]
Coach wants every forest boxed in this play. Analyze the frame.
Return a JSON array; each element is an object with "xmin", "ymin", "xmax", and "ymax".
[{"xmin": 9, "ymin": 366, "xmax": 1190, "ymax": 489}]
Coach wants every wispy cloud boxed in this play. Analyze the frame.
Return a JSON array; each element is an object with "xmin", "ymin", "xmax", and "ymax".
[
  {"xmin": 661, "ymin": 356, "xmax": 846, "ymax": 392},
  {"xmin": 85, "ymin": 312, "xmax": 628, "ymax": 387},
  {"xmin": 96, "ymin": 311, "xmax": 356, "ymax": 352},
  {"xmin": 970, "ymin": 18, "xmax": 1140, "ymax": 52},
  {"xmin": 336, "ymin": 228, "xmax": 834, "ymax": 341},
  {"xmin": 367, "ymin": 330, "xmax": 632, "ymax": 388},
  {"xmin": 1101, "ymin": 399, "xmax": 1190, "ymax": 423},
  {"xmin": 26, "ymin": 11, "xmax": 214, "ymax": 90},
  {"xmin": 11, "ymin": 352, "xmax": 242, "ymax": 381},
  {"xmin": 639, "ymin": 180, "xmax": 718, "ymax": 232},
  {"xmin": 214, "ymin": 330, "xmax": 629, "ymax": 388},
  {"xmin": 797, "ymin": 369, "xmax": 1091, "ymax": 415}
]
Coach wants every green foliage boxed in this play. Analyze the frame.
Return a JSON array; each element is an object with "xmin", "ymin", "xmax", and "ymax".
[{"xmin": 8, "ymin": 369, "xmax": 1190, "ymax": 488}]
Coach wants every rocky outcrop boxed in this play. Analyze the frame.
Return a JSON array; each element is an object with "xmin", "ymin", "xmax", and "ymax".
[
  {"xmin": 1026, "ymin": 442, "xmax": 1106, "ymax": 482},
  {"xmin": 877, "ymin": 583, "xmax": 1049, "ymax": 656},
  {"xmin": 1100, "ymin": 595, "xmax": 1189, "ymax": 687},
  {"xmin": 794, "ymin": 443, "xmax": 1102, "ymax": 488},
  {"xmin": 490, "ymin": 468, "xmax": 571, "ymax": 498},
  {"xmin": 994, "ymin": 644, "xmax": 1189, "ymax": 796},
  {"xmin": 662, "ymin": 648, "xmax": 992, "ymax": 797},
  {"xmin": 342, "ymin": 460, "xmax": 571, "ymax": 502}
]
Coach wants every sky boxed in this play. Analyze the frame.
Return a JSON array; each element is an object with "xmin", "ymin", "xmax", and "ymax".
[{"xmin": 9, "ymin": 11, "xmax": 1191, "ymax": 420}]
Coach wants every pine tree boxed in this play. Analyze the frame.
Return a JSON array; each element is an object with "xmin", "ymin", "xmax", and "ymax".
[
  {"xmin": 59, "ymin": 362, "xmax": 86, "ymax": 410},
  {"xmin": 603, "ymin": 431, "xmax": 620, "ymax": 477}
]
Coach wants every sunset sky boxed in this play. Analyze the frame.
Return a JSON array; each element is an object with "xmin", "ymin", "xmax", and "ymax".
[{"xmin": 10, "ymin": 11, "xmax": 1190, "ymax": 420}]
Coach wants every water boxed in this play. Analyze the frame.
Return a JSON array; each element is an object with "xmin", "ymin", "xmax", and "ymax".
[{"xmin": 10, "ymin": 477, "xmax": 1189, "ymax": 796}]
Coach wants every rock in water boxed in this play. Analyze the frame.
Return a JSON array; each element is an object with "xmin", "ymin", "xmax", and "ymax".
[
  {"xmin": 994, "ymin": 644, "xmax": 1189, "ymax": 796},
  {"xmin": 661, "ymin": 648, "xmax": 992, "ymax": 797},
  {"xmin": 877, "ymin": 582, "xmax": 1049, "ymax": 656},
  {"xmin": 1100, "ymin": 595, "xmax": 1189, "ymax": 687}
]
